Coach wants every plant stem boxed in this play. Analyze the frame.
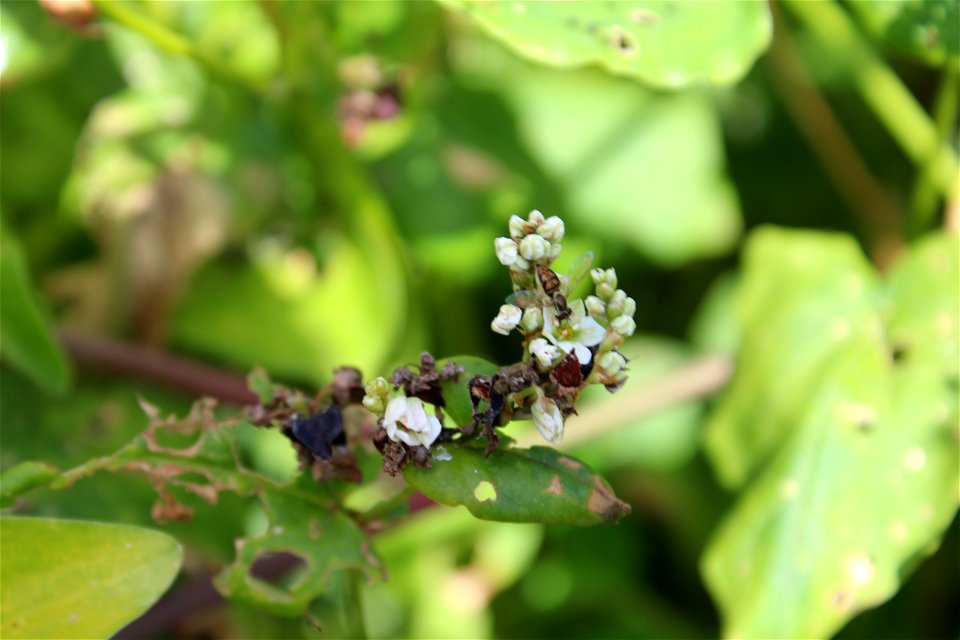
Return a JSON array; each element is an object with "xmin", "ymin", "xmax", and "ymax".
[
  {"xmin": 907, "ymin": 62, "xmax": 960, "ymax": 238},
  {"xmin": 782, "ymin": 0, "xmax": 958, "ymax": 203},
  {"xmin": 765, "ymin": 1, "xmax": 902, "ymax": 265}
]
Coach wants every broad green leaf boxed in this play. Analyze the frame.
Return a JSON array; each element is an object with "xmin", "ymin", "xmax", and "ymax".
[
  {"xmin": 440, "ymin": 0, "xmax": 771, "ymax": 89},
  {"xmin": 0, "ymin": 461, "xmax": 60, "ymax": 508},
  {"xmin": 702, "ymin": 229, "xmax": 959, "ymax": 638},
  {"xmin": 405, "ymin": 441, "xmax": 631, "ymax": 525},
  {"xmin": 0, "ymin": 517, "xmax": 182, "ymax": 639},
  {"xmin": 437, "ymin": 355, "xmax": 499, "ymax": 428},
  {"xmin": 452, "ymin": 37, "xmax": 742, "ymax": 265},
  {"xmin": 215, "ymin": 484, "xmax": 384, "ymax": 617},
  {"xmin": 0, "ymin": 230, "xmax": 71, "ymax": 394},
  {"xmin": 851, "ymin": 0, "xmax": 959, "ymax": 65}
]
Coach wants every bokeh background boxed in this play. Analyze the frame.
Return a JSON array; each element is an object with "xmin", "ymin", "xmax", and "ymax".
[{"xmin": 1, "ymin": 1, "xmax": 957, "ymax": 638}]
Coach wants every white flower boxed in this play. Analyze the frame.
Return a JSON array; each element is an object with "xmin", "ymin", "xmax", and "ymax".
[
  {"xmin": 509, "ymin": 215, "xmax": 526, "ymax": 239},
  {"xmin": 537, "ymin": 216, "xmax": 565, "ymax": 242},
  {"xmin": 383, "ymin": 396, "xmax": 442, "ymax": 447},
  {"xmin": 520, "ymin": 307, "xmax": 543, "ymax": 333},
  {"xmin": 529, "ymin": 337, "xmax": 561, "ymax": 368},
  {"xmin": 543, "ymin": 299, "xmax": 606, "ymax": 365},
  {"xmin": 611, "ymin": 315, "xmax": 636, "ymax": 337},
  {"xmin": 519, "ymin": 234, "xmax": 550, "ymax": 261},
  {"xmin": 494, "ymin": 237, "xmax": 518, "ymax": 266},
  {"xmin": 491, "ymin": 304, "xmax": 523, "ymax": 335},
  {"xmin": 531, "ymin": 391, "xmax": 564, "ymax": 444}
]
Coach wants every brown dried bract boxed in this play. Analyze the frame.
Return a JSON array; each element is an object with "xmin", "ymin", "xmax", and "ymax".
[{"xmin": 391, "ymin": 352, "xmax": 463, "ymax": 408}]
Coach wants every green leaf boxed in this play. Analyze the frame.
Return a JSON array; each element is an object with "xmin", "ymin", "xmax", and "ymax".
[
  {"xmin": 437, "ymin": 355, "xmax": 499, "ymax": 428},
  {"xmin": 0, "ymin": 461, "xmax": 60, "ymax": 508},
  {"xmin": 0, "ymin": 517, "xmax": 182, "ymax": 639},
  {"xmin": 440, "ymin": 0, "xmax": 771, "ymax": 89},
  {"xmin": 702, "ymin": 229, "xmax": 959, "ymax": 638},
  {"xmin": 452, "ymin": 39, "xmax": 742, "ymax": 265},
  {"xmin": 405, "ymin": 442, "xmax": 631, "ymax": 525},
  {"xmin": 0, "ymin": 229, "xmax": 71, "ymax": 394},
  {"xmin": 851, "ymin": 0, "xmax": 959, "ymax": 65},
  {"xmin": 214, "ymin": 483, "xmax": 384, "ymax": 617}
]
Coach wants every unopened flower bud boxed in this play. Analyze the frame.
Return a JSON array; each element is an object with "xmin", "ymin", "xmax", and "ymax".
[
  {"xmin": 521, "ymin": 307, "xmax": 543, "ymax": 333},
  {"xmin": 531, "ymin": 390, "xmax": 564, "ymax": 444},
  {"xmin": 527, "ymin": 209, "xmax": 546, "ymax": 227},
  {"xmin": 491, "ymin": 304, "xmax": 523, "ymax": 335},
  {"xmin": 494, "ymin": 237, "xmax": 518, "ymax": 266},
  {"xmin": 596, "ymin": 282, "xmax": 615, "ymax": 300},
  {"xmin": 511, "ymin": 255, "xmax": 530, "ymax": 271},
  {"xmin": 603, "ymin": 268, "xmax": 618, "ymax": 289},
  {"xmin": 585, "ymin": 295, "xmax": 606, "ymax": 319},
  {"xmin": 537, "ymin": 216, "xmax": 565, "ymax": 242},
  {"xmin": 362, "ymin": 376, "xmax": 391, "ymax": 415},
  {"xmin": 597, "ymin": 350, "xmax": 627, "ymax": 376},
  {"xmin": 529, "ymin": 337, "xmax": 561, "ymax": 368},
  {"xmin": 519, "ymin": 234, "xmax": 550, "ymax": 261},
  {"xmin": 549, "ymin": 242, "xmax": 562, "ymax": 259},
  {"xmin": 611, "ymin": 315, "xmax": 636, "ymax": 337},
  {"xmin": 590, "ymin": 268, "xmax": 606, "ymax": 285},
  {"xmin": 509, "ymin": 215, "xmax": 526, "ymax": 239},
  {"xmin": 623, "ymin": 297, "xmax": 636, "ymax": 318},
  {"xmin": 607, "ymin": 289, "xmax": 627, "ymax": 316}
]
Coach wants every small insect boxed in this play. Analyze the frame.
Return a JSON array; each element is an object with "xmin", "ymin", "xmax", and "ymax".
[{"xmin": 506, "ymin": 251, "xmax": 594, "ymax": 320}]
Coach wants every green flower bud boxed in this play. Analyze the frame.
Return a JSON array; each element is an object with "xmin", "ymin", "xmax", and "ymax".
[
  {"xmin": 604, "ymin": 268, "xmax": 618, "ymax": 289},
  {"xmin": 590, "ymin": 268, "xmax": 606, "ymax": 285},
  {"xmin": 585, "ymin": 295, "xmax": 606, "ymax": 319},
  {"xmin": 596, "ymin": 282, "xmax": 615, "ymax": 301},
  {"xmin": 521, "ymin": 306, "xmax": 543, "ymax": 333},
  {"xmin": 611, "ymin": 315, "xmax": 636, "ymax": 337},
  {"xmin": 597, "ymin": 350, "xmax": 627, "ymax": 376},
  {"xmin": 623, "ymin": 297, "xmax": 636, "ymax": 318},
  {"xmin": 509, "ymin": 215, "xmax": 526, "ymax": 239},
  {"xmin": 607, "ymin": 289, "xmax": 627, "ymax": 316},
  {"xmin": 519, "ymin": 234, "xmax": 550, "ymax": 261},
  {"xmin": 363, "ymin": 376, "xmax": 391, "ymax": 415}
]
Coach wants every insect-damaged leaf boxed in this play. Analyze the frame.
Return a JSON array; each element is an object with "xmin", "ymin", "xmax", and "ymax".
[
  {"xmin": 436, "ymin": 356, "xmax": 499, "ymax": 428},
  {"xmin": 439, "ymin": 0, "xmax": 771, "ymax": 89},
  {"xmin": 404, "ymin": 441, "xmax": 630, "ymax": 526},
  {"xmin": 0, "ymin": 517, "xmax": 182, "ymax": 639},
  {"xmin": 850, "ymin": 0, "xmax": 959, "ymax": 66},
  {"xmin": 702, "ymin": 229, "xmax": 959, "ymax": 639},
  {"xmin": 214, "ymin": 482, "xmax": 383, "ymax": 617}
]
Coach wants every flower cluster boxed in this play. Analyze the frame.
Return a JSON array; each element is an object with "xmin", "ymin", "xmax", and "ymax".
[{"xmin": 488, "ymin": 210, "xmax": 635, "ymax": 444}]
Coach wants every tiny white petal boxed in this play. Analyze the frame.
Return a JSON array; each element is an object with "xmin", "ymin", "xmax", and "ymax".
[
  {"xmin": 383, "ymin": 396, "xmax": 442, "ymax": 448},
  {"xmin": 491, "ymin": 304, "xmax": 523, "ymax": 335},
  {"xmin": 530, "ymin": 337, "xmax": 561, "ymax": 368},
  {"xmin": 572, "ymin": 342, "xmax": 592, "ymax": 365},
  {"xmin": 494, "ymin": 237, "xmax": 518, "ymax": 266}
]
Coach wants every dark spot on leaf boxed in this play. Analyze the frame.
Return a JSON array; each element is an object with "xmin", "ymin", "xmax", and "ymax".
[
  {"xmin": 890, "ymin": 343, "xmax": 909, "ymax": 364},
  {"xmin": 249, "ymin": 551, "xmax": 308, "ymax": 583},
  {"xmin": 608, "ymin": 26, "xmax": 637, "ymax": 55}
]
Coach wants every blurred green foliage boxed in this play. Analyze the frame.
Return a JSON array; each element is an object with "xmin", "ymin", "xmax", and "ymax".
[{"xmin": 1, "ymin": 0, "xmax": 957, "ymax": 638}]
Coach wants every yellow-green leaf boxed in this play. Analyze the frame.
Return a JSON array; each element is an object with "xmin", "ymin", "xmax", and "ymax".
[{"xmin": 0, "ymin": 517, "xmax": 182, "ymax": 639}]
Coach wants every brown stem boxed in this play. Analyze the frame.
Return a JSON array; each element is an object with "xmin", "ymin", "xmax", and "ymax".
[
  {"xmin": 59, "ymin": 329, "xmax": 258, "ymax": 406},
  {"xmin": 765, "ymin": 2, "xmax": 903, "ymax": 268}
]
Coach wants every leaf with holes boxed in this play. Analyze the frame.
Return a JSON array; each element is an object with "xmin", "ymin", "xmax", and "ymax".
[
  {"xmin": 214, "ymin": 482, "xmax": 384, "ymax": 616},
  {"xmin": 405, "ymin": 441, "xmax": 630, "ymax": 525},
  {"xmin": 702, "ymin": 229, "xmax": 959, "ymax": 638},
  {"xmin": 0, "ymin": 517, "xmax": 182, "ymax": 639},
  {"xmin": 850, "ymin": 0, "xmax": 959, "ymax": 66},
  {"xmin": 437, "ymin": 356, "xmax": 499, "ymax": 428},
  {"xmin": 440, "ymin": 0, "xmax": 771, "ymax": 89}
]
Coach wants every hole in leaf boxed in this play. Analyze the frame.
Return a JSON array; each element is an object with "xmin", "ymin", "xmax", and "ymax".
[
  {"xmin": 473, "ymin": 480, "xmax": 497, "ymax": 502},
  {"xmin": 608, "ymin": 26, "xmax": 638, "ymax": 56},
  {"xmin": 249, "ymin": 551, "xmax": 308, "ymax": 588},
  {"xmin": 890, "ymin": 343, "xmax": 909, "ymax": 364}
]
